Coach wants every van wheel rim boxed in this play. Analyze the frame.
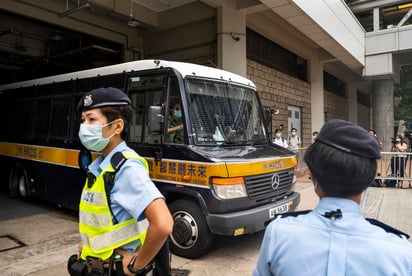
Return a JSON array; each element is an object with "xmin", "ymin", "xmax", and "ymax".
[{"xmin": 172, "ymin": 211, "xmax": 198, "ymax": 249}]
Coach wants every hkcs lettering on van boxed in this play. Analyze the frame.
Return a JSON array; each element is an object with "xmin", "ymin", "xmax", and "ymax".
[
  {"xmin": 263, "ymin": 160, "xmax": 286, "ymax": 171},
  {"xmin": 23, "ymin": 147, "xmax": 37, "ymax": 159}
]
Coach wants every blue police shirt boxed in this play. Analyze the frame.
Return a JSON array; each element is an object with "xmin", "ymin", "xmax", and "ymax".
[
  {"xmin": 88, "ymin": 141, "xmax": 163, "ymax": 252},
  {"xmin": 253, "ymin": 197, "xmax": 412, "ymax": 276}
]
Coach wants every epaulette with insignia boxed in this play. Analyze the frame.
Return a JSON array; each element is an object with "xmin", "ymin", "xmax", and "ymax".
[
  {"xmin": 275, "ymin": 210, "xmax": 311, "ymax": 219},
  {"xmin": 366, "ymin": 218, "xmax": 410, "ymax": 239}
]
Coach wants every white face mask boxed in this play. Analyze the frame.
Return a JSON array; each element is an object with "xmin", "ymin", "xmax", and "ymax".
[
  {"xmin": 78, "ymin": 121, "xmax": 115, "ymax": 152},
  {"xmin": 275, "ymin": 133, "xmax": 281, "ymax": 138}
]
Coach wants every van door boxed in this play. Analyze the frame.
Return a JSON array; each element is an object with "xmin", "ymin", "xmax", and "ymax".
[{"xmin": 127, "ymin": 73, "xmax": 167, "ymax": 144}]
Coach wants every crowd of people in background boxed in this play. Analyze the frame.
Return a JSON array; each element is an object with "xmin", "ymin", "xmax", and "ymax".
[
  {"xmin": 368, "ymin": 129, "xmax": 411, "ymax": 183},
  {"xmin": 271, "ymin": 124, "xmax": 301, "ymax": 152},
  {"xmin": 273, "ymin": 124, "xmax": 412, "ymax": 188},
  {"xmin": 274, "ymin": 124, "xmax": 412, "ymax": 155}
]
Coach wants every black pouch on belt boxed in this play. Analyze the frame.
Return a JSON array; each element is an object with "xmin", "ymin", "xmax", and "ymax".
[
  {"xmin": 67, "ymin": 254, "xmax": 87, "ymax": 276},
  {"xmin": 85, "ymin": 256, "xmax": 106, "ymax": 276}
]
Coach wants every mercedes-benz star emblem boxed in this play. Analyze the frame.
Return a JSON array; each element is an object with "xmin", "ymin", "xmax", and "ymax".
[{"xmin": 271, "ymin": 173, "xmax": 280, "ymax": 190}]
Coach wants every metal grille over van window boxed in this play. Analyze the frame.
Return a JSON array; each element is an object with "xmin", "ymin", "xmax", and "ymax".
[
  {"xmin": 245, "ymin": 169, "xmax": 294, "ymax": 201},
  {"xmin": 186, "ymin": 77, "xmax": 267, "ymax": 145}
]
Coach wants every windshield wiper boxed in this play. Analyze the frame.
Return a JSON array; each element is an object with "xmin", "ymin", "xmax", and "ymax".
[
  {"xmin": 217, "ymin": 140, "xmax": 237, "ymax": 146},
  {"xmin": 243, "ymin": 137, "xmax": 267, "ymax": 147}
]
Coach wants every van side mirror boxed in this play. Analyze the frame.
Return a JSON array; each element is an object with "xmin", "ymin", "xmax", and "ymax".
[
  {"xmin": 264, "ymin": 107, "xmax": 279, "ymax": 138},
  {"xmin": 264, "ymin": 107, "xmax": 272, "ymax": 126},
  {"xmin": 147, "ymin": 106, "xmax": 164, "ymax": 144}
]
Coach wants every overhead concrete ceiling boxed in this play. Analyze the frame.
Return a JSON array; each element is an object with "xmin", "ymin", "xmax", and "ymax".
[
  {"xmin": 133, "ymin": 0, "xmax": 197, "ymax": 12},
  {"xmin": 260, "ymin": 0, "xmax": 364, "ymax": 74},
  {"xmin": 2, "ymin": 0, "xmax": 408, "ymax": 84},
  {"xmin": 0, "ymin": 0, "xmax": 202, "ymax": 84}
]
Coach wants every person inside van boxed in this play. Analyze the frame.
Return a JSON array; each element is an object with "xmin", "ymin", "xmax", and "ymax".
[{"xmin": 167, "ymin": 102, "xmax": 184, "ymax": 143}]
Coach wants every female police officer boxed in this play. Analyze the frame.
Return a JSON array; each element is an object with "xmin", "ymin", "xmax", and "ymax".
[
  {"xmin": 69, "ymin": 87, "xmax": 173, "ymax": 276},
  {"xmin": 254, "ymin": 119, "xmax": 412, "ymax": 275}
]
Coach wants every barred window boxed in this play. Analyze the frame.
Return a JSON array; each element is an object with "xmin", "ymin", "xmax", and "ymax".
[
  {"xmin": 246, "ymin": 28, "xmax": 308, "ymax": 82},
  {"xmin": 357, "ymin": 90, "xmax": 370, "ymax": 107},
  {"xmin": 324, "ymin": 71, "xmax": 346, "ymax": 97}
]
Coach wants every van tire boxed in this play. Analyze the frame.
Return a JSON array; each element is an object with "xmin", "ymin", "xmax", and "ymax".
[
  {"xmin": 9, "ymin": 168, "xmax": 29, "ymax": 199},
  {"xmin": 17, "ymin": 172, "xmax": 29, "ymax": 198},
  {"xmin": 9, "ymin": 169, "xmax": 19, "ymax": 198},
  {"xmin": 169, "ymin": 199, "xmax": 214, "ymax": 259}
]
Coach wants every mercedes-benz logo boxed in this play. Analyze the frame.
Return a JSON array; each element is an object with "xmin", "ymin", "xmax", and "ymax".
[{"xmin": 271, "ymin": 173, "xmax": 280, "ymax": 190}]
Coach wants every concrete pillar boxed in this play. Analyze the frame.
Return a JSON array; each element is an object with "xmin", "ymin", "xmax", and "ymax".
[
  {"xmin": 373, "ymin": 7, "xmax": 380, "ymax": 31},
  {"xmin": 216, "ymin": 0, "xmax": 246, "ymax": 76},
  {"xmin": 347, "ymin": 81, "xmax": 358, "ymax": 123},
  {"xmin": 310, "ymin": 59, "xmax": 324, "ymax": 133},
  {"xmin": 372, "ymin": 79, "xmax": 394, "ymax": 151}
]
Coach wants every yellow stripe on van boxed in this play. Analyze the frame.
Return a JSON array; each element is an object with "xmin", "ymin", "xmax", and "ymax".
[
  {"xmin": 145, "ymin": 156, "xmax": 297, "ymax": 188},
  {"xmin": 0, "ymin": 142, "xmax": 89, "ymax": 168},
  {"xmin": 0, "ymin": 142, "xmax": 297, "ymax": 189}
]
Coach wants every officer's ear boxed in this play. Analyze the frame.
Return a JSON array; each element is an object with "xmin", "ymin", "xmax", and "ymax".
[
  {"xmin": 308, "ymin": 169, "xmax": 314, "ymax": 181},
  {"xmin": 307, "ymin": 169, "xmax": 318, "ymax": 188},
  {"xmin": 113, "ymin": 118, "xmax": 124, "ymax": 135},
  {"xmin": 308, "ymin": 169, "xmax": 324, "ymax": 198}
]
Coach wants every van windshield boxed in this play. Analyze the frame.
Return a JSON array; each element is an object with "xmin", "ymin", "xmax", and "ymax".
[{"xmin": 186, "ymin": 77, "xmax": 267, "ymax": 146}]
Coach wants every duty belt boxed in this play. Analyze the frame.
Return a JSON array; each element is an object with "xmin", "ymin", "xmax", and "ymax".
[{"xmin": 86, "ymin": 256, "xmax": 107, "ymax": 275}]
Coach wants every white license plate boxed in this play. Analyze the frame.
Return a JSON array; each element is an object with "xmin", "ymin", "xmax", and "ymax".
[{"xmin": 269, "ymin": 203, "xmax": 289, "ymax": 218}]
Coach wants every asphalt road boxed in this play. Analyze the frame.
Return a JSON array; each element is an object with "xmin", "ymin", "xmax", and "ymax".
[{"xmin": 0, "ymin": 178, "xmax": 411, "ymax": 276}]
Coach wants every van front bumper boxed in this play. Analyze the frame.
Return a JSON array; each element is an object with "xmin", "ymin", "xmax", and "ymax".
[{"xmin": 206, "ymin": 192, "xmax": 300, "ymax": 236}]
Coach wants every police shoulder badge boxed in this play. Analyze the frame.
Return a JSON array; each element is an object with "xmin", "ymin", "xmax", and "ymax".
[{"xmin": 83, "ymin": 94, "xmax": 93, "ymax": 107}]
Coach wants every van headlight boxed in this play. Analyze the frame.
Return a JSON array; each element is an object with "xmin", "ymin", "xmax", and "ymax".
[{"xmin": 212, "ymin": 177, "xmax": 247, "ymax": 199}]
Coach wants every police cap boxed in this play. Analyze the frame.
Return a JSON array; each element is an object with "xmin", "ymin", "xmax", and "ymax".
[
  {"xmin": 315, "ymin": 119, "xmax": 381, "ymax": 159},
  {"xmin": 78, "ymin": 87, "xmax": 131, "ymax": 112}
]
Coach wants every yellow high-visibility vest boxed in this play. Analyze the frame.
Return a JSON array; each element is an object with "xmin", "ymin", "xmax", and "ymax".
[{"xmin": 79, "ymin": 152, "xmax": 149, "ymax": 261}]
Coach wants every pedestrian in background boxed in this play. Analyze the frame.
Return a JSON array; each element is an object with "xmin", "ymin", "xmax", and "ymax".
[
  {"xmin": 368, "ymin": 128, "xmax": 383, "ymax": 149},
  {"xmin": 288, "ymin": 127, "xmax": 301, "ymax": 152},
  {"xmin": 312, "ymin": 131, "xmax": 318, "ymax": 143},
  {"xmin": 254, "ymin": 119, "xmax": 412, "ymax": 276},
  {"xmin": 272, "ymin": 128, "xmax": 288, "ymax": 148},
  {"xmin": 390, "ymin": 134, "xmax": 408, "ymax": 187}
]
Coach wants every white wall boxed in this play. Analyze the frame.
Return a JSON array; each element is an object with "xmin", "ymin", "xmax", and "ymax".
[{"xmin": 293, "ymin": 0, "xmax": 365, "ymax": 66}]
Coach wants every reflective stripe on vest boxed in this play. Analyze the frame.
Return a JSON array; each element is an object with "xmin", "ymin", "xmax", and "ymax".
[
  {"xmin": 80, "ymin": 219, "xmax": 148, "ymax": 253},
  {"xmin": 91, "ymin": 219, "xmax": 148, "ymax": 252},
  {"xmin": 79, "ymin": 209, "xmax": 111, "ymax": 227},
  {"xmin": 79, "ymin": 152, "xmax": 149, "ymax": 261}
]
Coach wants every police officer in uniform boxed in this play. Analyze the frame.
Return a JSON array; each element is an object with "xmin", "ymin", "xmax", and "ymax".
[
  {"xmin": 68, "ymin": 87, "xmax": 173, "ymax": 275},
  {"xmin": 254, "ymin": 119, "xmax": 412, "ymax": 275}
]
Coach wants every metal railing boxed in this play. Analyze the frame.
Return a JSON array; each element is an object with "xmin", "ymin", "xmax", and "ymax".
[
  {"xmin": 295, "ymin": 147, "xmax": 308, "ymax": 172},
  {"xmin": 375, "ymin": 151, "xmax": 412, "ymax": 188},
  {"xmin": 295, "ymin": 148, "xmax": 412, "ymax": 189}
]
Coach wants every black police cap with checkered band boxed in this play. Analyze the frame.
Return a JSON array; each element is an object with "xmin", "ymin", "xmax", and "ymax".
[
  {"xmin": 315, "ymin": 119, "xmax": 381, "ymax": 159},
  {"xmin": 78, "ymin": 87, "xmax": 131, "ymax": 112}
]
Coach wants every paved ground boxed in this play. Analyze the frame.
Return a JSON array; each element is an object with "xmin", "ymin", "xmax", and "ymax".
[{"xmin": 0, "ymin": 174, "xmax": 411, "ymax": 275}]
